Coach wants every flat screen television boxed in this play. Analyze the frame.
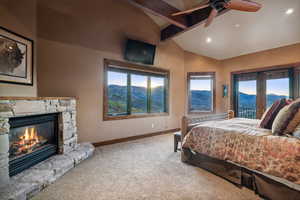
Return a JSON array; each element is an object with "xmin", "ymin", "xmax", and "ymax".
[{"xmin": 124, "ymin": 39, "xmax": 156, "ymax": 65}]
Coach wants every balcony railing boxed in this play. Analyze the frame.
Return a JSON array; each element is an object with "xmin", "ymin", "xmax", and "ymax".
[{"xmin": 238, "ymin": 107, "xmax": 256, "ymax": 119}]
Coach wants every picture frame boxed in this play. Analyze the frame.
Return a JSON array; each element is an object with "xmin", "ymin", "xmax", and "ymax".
[{"xmin": 0, "ymin": 26, "xmax": 33, "ymax": 85}]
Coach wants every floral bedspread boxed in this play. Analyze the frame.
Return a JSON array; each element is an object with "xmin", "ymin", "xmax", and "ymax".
[{"xmin": 182, "ymin": 118, "xmax": 300, "ymax": 185}]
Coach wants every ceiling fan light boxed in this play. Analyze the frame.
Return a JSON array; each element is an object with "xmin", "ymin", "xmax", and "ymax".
[
  {"xmin": 206, "ymin": 37, "xmax": 212, "ymax": 43},
  {"xmin": 286, "ymin": 8, "xmax": 294, "ymax": 15}
]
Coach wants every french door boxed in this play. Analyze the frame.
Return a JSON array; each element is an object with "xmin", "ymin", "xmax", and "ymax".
[{"xmin": 233, "ymin": 68, "xmax": 294, "ymax": 119}]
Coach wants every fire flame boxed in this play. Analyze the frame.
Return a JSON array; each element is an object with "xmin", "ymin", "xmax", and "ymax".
[
  {"xmin": 18, "ymin": 127, "xmax": 40, "ymax": 153},
  {"xmin": 10, "ymin": 127, "xmax": 47, "ymax": 158}
]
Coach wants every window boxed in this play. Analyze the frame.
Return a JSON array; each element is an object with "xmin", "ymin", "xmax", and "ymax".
[
  {"xmin": 234, "ymin": 73, "xmax": 257, "ymax": 119},
  {"xmin": 187, "ymin": 72, "xmax": 215, "ymax": 113},
  {"xmin": 294, "ymin": 68, "xmax": 300, "ymax": 98},
  {"xmin": 107, "ymin": 71, "xmax": 128, "ymax": 115},
  {"xmin": 265, "ymin": 71, "xmax": 290, "ymax": 108},
  {"xmin": 151, "ymin": 77, "xmax": 166, "ymax": 113},
  {"xmin": 233, "ymin": 68, "xmax": 294, "ymax": 119},
  {"xmin": 131, "ymin": 74, "xmax": 148, "ymax": 114},
  {"xmin": 104, "ymin": 59, "xmax": 169, "ymax": 120}
]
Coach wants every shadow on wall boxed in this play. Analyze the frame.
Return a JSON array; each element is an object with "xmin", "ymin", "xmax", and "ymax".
[{"xmin": 37, "ymin": 0, "xmax": 160, "ymax": 55}]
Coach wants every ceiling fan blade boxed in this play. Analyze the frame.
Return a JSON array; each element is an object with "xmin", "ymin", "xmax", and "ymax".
[
  {"xmin": 205, "ymin": 8, "xmax": 218, "ymax": 27},
  {"xmin": 224, "ymin": 0, "xmax": 262, "ymax": 12},
  {"xmin": 172, "ymin": 0, "xmax": 210, "ymax": 16}
]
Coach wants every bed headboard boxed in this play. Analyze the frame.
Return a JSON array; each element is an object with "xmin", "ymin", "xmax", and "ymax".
[{"xmin": 181, "ymin": 111, "xmax": 234, "ymax": 142}]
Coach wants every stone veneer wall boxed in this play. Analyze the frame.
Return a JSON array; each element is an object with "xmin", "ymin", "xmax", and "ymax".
[{"xmin": 0, "ymin": 97, "xmax": 78, "ymax": 188}]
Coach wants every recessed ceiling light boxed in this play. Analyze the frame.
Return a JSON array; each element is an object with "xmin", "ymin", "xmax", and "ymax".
[
  {"xmin": 286, "ymin": 8, "xmax": 294, "ymax": 15},
  {"xmin": 206, "ymin": 37, "xmax": 212, "ymax": 43},
  {"xmin": 234, "ymin": 24, "xmax": 240, "ymax": 28}
]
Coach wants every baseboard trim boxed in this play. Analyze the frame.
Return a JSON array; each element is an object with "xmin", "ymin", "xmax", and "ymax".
[{"xmin": 93, "ymin": 128, "xmax": 180, "ymax": 147}]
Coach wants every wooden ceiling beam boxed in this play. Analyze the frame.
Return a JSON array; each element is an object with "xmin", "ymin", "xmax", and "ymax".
[
  {"xmin": 126, "ymin": 0, "xmax": 188, "ymax": 29},
  {"xmin": 161, "ymin": 7, "xmax": 229, "ymax": 41}
]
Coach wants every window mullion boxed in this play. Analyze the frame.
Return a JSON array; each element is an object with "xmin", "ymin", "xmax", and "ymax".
[
  {"xmin": 164, "ymin": 77, "xmax": 167, "ymax": 113},
  {"xmin": 289, "ymin": 68, "xmax": 294, "ymax": 99},
  {"xmin": 188, "ymin": 78, "xmax": 191, "ymax": 112},
  {"xmin": 256, "ymin": 72, "xmax": 265, "ymax": 119},
  {"xmin": 147, "ymin": 76, "xmax": 151, "ymax": 113},
  {"xmin": 211, "ymin": 78, "xmax": 213, "ymax": 112},
  {"xmin": 127, "ymin": 73, "xmax": 131, "ymax": 115}
]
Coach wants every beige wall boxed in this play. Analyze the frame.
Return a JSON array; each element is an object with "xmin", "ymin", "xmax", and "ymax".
[
  {"xmin": 221, "ymin": 43, "xmax": 300, "ymax": 111},
  {"xmin": 37, "ymin": 0, "xmax": 185, "ymax": 143},
  {"xmin": 0, "ymin": 0, "xmax": 37, "ymax": 97},
  {"xmin": 1, "ymin": 0, "xmax": 300, "ymax": 143}
]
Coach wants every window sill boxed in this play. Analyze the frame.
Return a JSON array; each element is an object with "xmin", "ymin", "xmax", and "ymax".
[{"xmin": 103, "ymin": 112, "xmax": 169, "ymax": 121}]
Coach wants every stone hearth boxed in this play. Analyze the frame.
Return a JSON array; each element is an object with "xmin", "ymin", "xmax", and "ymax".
[{"xmin": 0, "ymin": 97, "xmax": 94, "ymax": 200}]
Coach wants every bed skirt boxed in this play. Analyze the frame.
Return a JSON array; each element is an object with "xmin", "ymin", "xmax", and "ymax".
[{"xmin": 182, "ymin": 148, "xmax": 300, "ymax": 200}]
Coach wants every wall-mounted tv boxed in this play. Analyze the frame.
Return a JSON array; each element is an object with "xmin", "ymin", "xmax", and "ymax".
[{"xmin": 124, "ymin": 39, "xmax": 156, "ymax": 65}]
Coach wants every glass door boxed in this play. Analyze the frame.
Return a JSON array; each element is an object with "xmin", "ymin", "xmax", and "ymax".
[
  {"xmin": 233, "ymin": 69, "xmax": 294, "ymax": 119},
  {"xmin": 265, "ymin": 70, "xmax": 291, "ymax": 109},
  {"xmin": 234, "ymin": 75, "xmax": 257, "ymax": 119}
]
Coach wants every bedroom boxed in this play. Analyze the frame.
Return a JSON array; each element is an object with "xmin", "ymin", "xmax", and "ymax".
[{"xmin": 0, "ymin": 0, "xmax": 299, "ymax": 199}]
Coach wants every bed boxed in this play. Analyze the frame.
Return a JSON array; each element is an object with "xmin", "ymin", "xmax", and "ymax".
[{"xmin": 181, "ymin": 113, "xmax": 300, "ymax": 200}]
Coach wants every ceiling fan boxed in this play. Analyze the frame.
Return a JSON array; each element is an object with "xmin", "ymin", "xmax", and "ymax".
[{"xmin": 172, "ymin": 0, "xmax": 262, "ymax": 27}]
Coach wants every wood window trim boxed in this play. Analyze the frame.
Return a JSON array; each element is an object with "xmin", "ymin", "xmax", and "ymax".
[
  {"xmin": 187, "ymin": 72, "xmax": 216, "ymax": 115},
  {"xmin": 230, "ymin": 62, "xmax": 300, "ymax": 75},
  {"xmin": 103, "ymin": 59, "xmax": 170, "ymax": 121},
  {"xmin": 230, "ymin": 62, "xmax": 300, "ymax": 119},
  {"xmin": 294, "ymin": 68, "xmax": 300, "ymax": 98}
]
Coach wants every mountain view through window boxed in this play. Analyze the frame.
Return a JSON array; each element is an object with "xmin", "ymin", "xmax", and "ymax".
[
  {"xmin": 266, "ymin": 78, "xmax": 289, "ymax": 108},
  {"xmin": 238, "ymin": 80, "xmax": 257, "ymax": 119},
  {"xmin": 188, "ymin": 73, "xmax": 214, "ymax": 113},
  {"xmin": 235, "ymin": 71, "xmax": 291, "ymax": 119},
  {"xmin": 107, "ymin": 71, "xmax": 128, "ymax": 115},
  {"xmin": 106, "ymin": 64, "xmax": 168, "ymax": 118}
]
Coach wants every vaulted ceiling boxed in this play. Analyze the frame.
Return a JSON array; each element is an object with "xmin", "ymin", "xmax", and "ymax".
[{"xmin": 143, "ymin": 0, "xmax": 300, "ymax": 60}]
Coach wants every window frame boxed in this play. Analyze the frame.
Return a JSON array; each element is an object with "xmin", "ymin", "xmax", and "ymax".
[
  {"xmin": 187, "ymin": 72, "xmax": 216, "ymax": 114},
  {"xmin": 103, "ymin": 59, "xmax": 170, "ymax": 121},
  {"xmin": 294, "ymin": 67, "xmax": 300, "ymax": 98}
]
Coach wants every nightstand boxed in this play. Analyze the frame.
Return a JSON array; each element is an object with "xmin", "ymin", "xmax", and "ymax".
[{"xmin": 174, "ymin": 132, "xmax": 181, "ymax": 152}]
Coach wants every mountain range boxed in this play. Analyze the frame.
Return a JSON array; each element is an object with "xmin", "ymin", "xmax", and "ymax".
[
  {"xmin": 238, "ymin": 92, "xmax": 287, "ymax": 108},
  {"xmin": 108, "ymin": 85, "xmax": 164, "ymax": 114},
  {"xmin": 108, "ymin": 85, "xmax": 287, "ymax": 114}
]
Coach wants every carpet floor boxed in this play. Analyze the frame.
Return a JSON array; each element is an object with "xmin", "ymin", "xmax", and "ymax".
[{"xmin": 33, "ymin": 134, "xmax": 260, "ymax": 200}]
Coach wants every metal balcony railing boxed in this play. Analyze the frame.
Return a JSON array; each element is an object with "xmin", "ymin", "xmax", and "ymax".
[{"xmin": 238, "ymin": 107, "xmax": 256, "ymax": 119}]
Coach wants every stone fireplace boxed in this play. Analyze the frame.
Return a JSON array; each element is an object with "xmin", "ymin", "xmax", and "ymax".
[{"xmin": 0, "ymin": 97, "xmax": 94, "ymax": 200}]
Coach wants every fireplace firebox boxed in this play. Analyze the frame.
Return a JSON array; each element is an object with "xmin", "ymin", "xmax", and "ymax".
[{"xmin": 8, "ymin": 113, "xmax": 59, "ymax": 176}]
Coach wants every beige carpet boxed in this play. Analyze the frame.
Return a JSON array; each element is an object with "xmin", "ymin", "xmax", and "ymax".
[{"xmin": 33, "ymin": 134, "xmax": 260, "ymax": 200}]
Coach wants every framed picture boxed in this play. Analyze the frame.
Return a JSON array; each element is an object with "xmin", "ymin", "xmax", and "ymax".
[{"xmin": 0, "ymin": 27, "xmax": 33, "ymax": 85}]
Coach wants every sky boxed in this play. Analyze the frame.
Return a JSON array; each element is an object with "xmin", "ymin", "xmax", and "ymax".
[
  {"xmin": 108, "ymin": 71, "xmax": 127, "ymax": 86},
  {"xmin": 266, "ymin": 78, "xmax": 289, "ymax": 96},
  {"xmin": 239, "ymin": 78, "xmax": 289, "ymax": 96},
  {"xmin": 239, "ymin": 80, "xmax": 256, "ymax": 95},
  {"xmin": 190, "ymin": 79, "xmax": 211, "ymax": 91},
  {"xmin": 108, "ymin": 71, "xmax": 164, "ymax": 88}
]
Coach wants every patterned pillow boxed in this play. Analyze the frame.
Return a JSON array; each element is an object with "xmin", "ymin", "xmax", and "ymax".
[
  {"xmin": 272, "ymin": 99, "xmax": 300, "ymax": 136},
  {"xmin": 259, "ymin": 99, "xmax": 288, "ymax": 129},
  {"xmin": 292, "ymin": 125, "xmax": 300, "ymax": 139}
]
